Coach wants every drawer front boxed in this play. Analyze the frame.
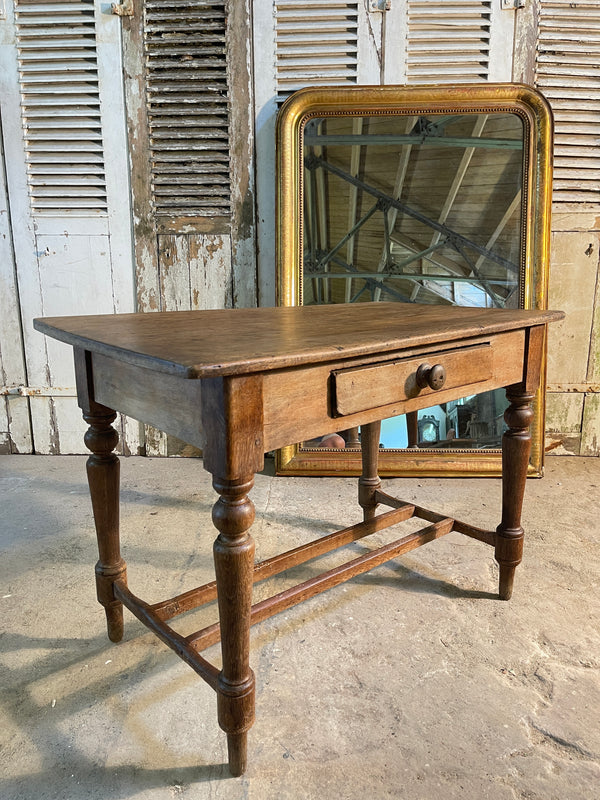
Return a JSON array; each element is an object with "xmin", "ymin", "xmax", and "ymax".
[{"xmin": 333, "ymin": 343, "xmax": 493, "ymax": 416}]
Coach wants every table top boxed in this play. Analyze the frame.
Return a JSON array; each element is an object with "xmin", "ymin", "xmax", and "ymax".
[{"xmin": 34, "ymin": 303, "xmax": 564, "ymax": 379}]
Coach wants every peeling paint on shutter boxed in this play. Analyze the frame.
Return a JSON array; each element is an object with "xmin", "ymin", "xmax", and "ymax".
[
  {"xmin": 407, "ymin": 0, "xmax": 492, "ymax": 84},
  {"xmin": 536, "ymin": 0, "xmax": 600, "ymax": 203},
  {"xmin": 275, "ymin": 0, "xmax": 360, "ymax": 97},
  {"xmin": 144, "ymin": 0, "xmax": 230, "ymax": 219},
  {"xmin": 14, "ymin": 0, "xmax": 107, "ymax": 215}
]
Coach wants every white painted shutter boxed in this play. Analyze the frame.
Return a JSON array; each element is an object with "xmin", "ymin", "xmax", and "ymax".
[
  {"xmin": 407, "ymin": 0, "xmax": 493, "ymax": 83},
  {"xmin": 0, "ymin": 0, "xmax": 136, "ymax": 453},
  {"xmin": 406, "ymin": 0, "xmax": 514, "ymax": 84},
  {"xmin": 274, "ymin": 0, "xmax": 360, "ymax": 96},
  {"xmin": 0, "ymin": 134, "xmax": 32, "ymax": 454},
  {"xmin": 536, "ymin": 0, "xmax": 600, "ymax": 203},
  {"xmin": 15, "ymin": 0, "xmax": 108, "ymax": 215}
]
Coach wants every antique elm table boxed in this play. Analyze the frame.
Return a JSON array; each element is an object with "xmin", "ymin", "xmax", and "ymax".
[{"xmin": 34, "ymin": 302, "xmax": 563, "ymax": 776}]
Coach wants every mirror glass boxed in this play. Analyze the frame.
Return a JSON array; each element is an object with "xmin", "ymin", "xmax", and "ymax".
[
  {"xmin": 302, "ymin": 111, "xmax": 523, "ymax": 451},
  {"xmin": 276, "ymin": 86, "xmax": 552, "ymax": 476}
]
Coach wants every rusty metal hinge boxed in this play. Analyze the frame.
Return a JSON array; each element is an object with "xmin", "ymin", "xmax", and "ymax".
[
  {"xmin": 111, "ymin": 0, "xmax": 134, "ymax": 16},
  {"xmin": 0, "ymin": 385, "xmax": 77, "ymax": 398},
  {"xmin": 369, "ymin": 0, "xmax": 391, "ymax": 11}
]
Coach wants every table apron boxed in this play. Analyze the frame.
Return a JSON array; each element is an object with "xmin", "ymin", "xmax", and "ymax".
[
  {"xmin": 91, "ymin": 352, "xmax": 205, "ymax": 450},
  {"xmin": 87, "ymin": 329, "xmax": 527, "ymax": 458}
]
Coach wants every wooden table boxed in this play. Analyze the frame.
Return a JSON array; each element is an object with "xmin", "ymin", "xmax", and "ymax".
[{"xmin": 34, "ymin": 302, "xmax": 563, "ymax": 776}]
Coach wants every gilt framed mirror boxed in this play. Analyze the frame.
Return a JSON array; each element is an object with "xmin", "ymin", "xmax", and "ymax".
[{"xmin": 275, "ymin": 84, "xmax": 553, "ymax": 476}]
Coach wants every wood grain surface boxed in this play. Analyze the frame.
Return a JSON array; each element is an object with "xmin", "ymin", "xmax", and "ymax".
[{"xmin": 34, "ymin": 302, "xmax": 564, "ymax": 379}]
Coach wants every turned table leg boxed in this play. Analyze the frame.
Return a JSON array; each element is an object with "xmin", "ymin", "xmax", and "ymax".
[
  {"xmin": 406, "ymin": 410, "xmax": 419, "ymax": 448},
  {"xmin": 212, "ymin": 476, "xmax": 256, "ymax": 777},
  {"xmin": 495, "ymin": 388, "xmax": 534, "ymax": 601},
  {"xmin": 359, "ymin": 421, "xmax": 382, "ymax": 522},
  {"xmin": 83, "ymin": 408, "xmax": 127, "ymax": 642}
]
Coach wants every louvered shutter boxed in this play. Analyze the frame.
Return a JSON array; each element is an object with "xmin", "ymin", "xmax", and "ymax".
[
  {"xmin": 144, "ymin": 0, "xmax": 230, "ymax": 222},
  {"xmin": 14, "ymin": 0, "xmax": 108, "ymax": 215},
  {"xmin": 536, "ymin": 0, "xmax": 600, "ymax": 203},
  {"xmin": 406, "ymin": 0, "xmax": 492, "ymax": 83},
  {"xmin": 274, "ymin": 0, "xmax": 360, "ymax": 97},
  {"xmin": 121, "ymin": 0, "xmax": 254, "ymax": 311},
  {"xmin": 120, "ymin": 0, "xmax": 254, "ymax": 454},
  {"xmin": 0, "ymin": 0, "xmax": 136, "ymax": 453}
]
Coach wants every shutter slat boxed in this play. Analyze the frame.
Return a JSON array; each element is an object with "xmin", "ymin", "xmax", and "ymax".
[
  {"xmin": 407, "ymin": 1, "xmax": 491, "ymax": 84},
  {"xmin": 144, "ymin": 1, "xmax": 230, "ymax": 217},
  {"xmin": 536, "ymin": 1, "xmax": 600, "ymax": 203},
  {"xmin": 15, "ymin": 0, "xmax": 107, "ymax": 216},
  {"xmin": 275, "ymin": 1, "xmax": 359, "ymax": 96}
]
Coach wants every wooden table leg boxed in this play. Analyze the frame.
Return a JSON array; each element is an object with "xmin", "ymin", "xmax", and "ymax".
[
  {"xmin": 212, "ymin": 475, "xmax": 256, "ymax": 777},
  {"xmin": 359, "ymin": 421, "xmax": 382, "ymax": 522},
  {"xmin": 83, "ymin": 408, "xmax": 127, "ymax": 642},
  {"xmin": 345, "ymin": 426, "xmax": 361, "ymax": 448},
  {"xmin": 406, "ymin": 410, "xmax": 419, "ymax": 448},
  {"xmin": 495, "ymin": 387, "xmax": 534, "ymax": 601}
]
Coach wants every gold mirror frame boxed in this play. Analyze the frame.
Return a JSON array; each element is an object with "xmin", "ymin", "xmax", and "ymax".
[{"xmin": 275, "ymin": 84, "xmax": 553, "ymax": 477}]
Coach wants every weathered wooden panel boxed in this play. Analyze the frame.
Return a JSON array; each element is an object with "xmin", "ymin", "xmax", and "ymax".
[
  {"xmin": 581, "ymin": 393, "xmax": 600, "ymax": 456},
  {"xmin": 546, "ymin": 230, "xmax": 599, "ymax": 385},
  {"xmin": 36, "ymin": 234, "xmax": 116, "ymax": 382},
  {"xmin": 0, "ymin": 120, "xmax": 33, "ymax": 452},
  {"xmin": 551, "ymin": 205, "xmax": 600, "ymax": 233},
  {"xmin": 588, "ymin": 229, "xmax": 600, "ymax": 386},
  {"xmin": 545, "ymin": 391, "xmax": 583, "ymax": 455},
  {"xmin": 189, "ymin": 235, "xmax": 232, "ymax": 310},
  {"xmin": 158, "ymin": 233, "xmax": 232, "ymax": 311},
  {"xmin": 1, "ymin": 397, "xmax": 32, "ymax": 454},
  {"xmin": 159, "ymin": 234, "xmax": 193, "ymax": 312}
]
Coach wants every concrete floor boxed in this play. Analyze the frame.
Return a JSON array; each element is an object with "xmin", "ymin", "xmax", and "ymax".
[{"xmin": 0, "ymin": 454, "xmax": 598, "ymax": 800}]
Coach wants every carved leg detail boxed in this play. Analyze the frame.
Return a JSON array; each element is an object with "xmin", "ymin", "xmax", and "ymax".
[
  {"xmin": 359, "ymin": 421, "xmax": 382, "ymax": 522},
  {"xmin": 495, "ymin": 389, "xmax": 534, "ymax": 601},
  {"xmin": 345, "ymin": 426, "xmax": 361, "ymax": 449},
  {"xmin": 212, "ymin": 476, "xmax": 256, "ymax": 777},
  {"xmin": 83, "ymin": 410, "xmax": 127, "ymax": 642}
]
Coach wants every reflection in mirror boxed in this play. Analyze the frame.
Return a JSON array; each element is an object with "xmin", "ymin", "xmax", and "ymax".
[
  {"xmin": 302, "ymin": 112, "xmax": 524, "ymax": 452},
  {"xmin": 276, "ymin": 85, "xmax": 553, "ymax": 476}
]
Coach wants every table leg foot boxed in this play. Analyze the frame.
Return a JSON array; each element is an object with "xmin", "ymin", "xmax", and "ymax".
[
  {"xmin": 84, "ymin": 409, "xmax": 127, "ymax": 641},
  {"xmin": 226, "ymin": 732, "xmax": 248, "ymax": 777},
  {"xmin": 495, "ymin": 388, "xmax": 533, "ymax": 601},
  {"xmin": 103, "ymin": 602, "xmax": 125, "ymax": 643},
  {"xmin": 498, "ymin": 566, "xmax": 516, "ymax": 601},
  {"xmin": 359, "ymin": 421, "xmax": 382, "ymax": 522},
  {"xmin": 212, "ymin": 476, "xmax": 256, "ymax": 777}
]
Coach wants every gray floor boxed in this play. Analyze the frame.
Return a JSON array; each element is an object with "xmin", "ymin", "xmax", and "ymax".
[{"xmin": 1, "ymin": 454, "xmax": 598, "ymax": 800}]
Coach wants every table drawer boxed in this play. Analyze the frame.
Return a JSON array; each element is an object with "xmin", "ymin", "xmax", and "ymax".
[{"xmin": 333, "ymin": 343, "xmax": 493, "ymax": 416}]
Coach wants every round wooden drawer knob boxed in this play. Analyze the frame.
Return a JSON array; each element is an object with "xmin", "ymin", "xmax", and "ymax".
[{"xmin": 416, "ymin": 362, "xmax": 446, "ymax": 391}]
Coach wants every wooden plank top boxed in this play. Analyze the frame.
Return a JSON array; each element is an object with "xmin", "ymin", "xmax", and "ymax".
[{"xmin": 34, "ymin": 303, "xmax": 564, "ymax": 379}]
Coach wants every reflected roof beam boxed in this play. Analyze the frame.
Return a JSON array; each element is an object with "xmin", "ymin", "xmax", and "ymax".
[
  {"xmin": 304, "ymin": 133, "xmax": 522, "ymax": 149},
  {"xmin": 309, "ymin": 155, "xmax": 519, "ymax": 274}
]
